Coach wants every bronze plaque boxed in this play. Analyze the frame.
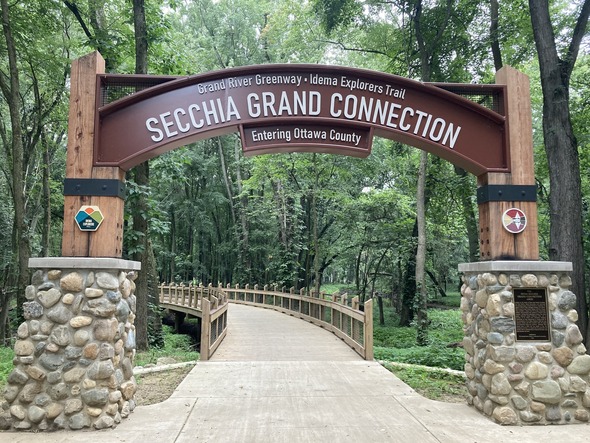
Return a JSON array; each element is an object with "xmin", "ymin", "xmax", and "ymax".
[{"xmin": 513, "ymin": 288, "xmax": 550, "ymax": 341}]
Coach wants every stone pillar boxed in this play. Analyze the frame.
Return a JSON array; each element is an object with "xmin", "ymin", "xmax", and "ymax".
[
  {"xmin": 1, "ymin": 257, "xmax": 140, "ymax": 431},
  {"xmin": 459, "ymin": 261, "xmax": 590, "ymax": 425}
]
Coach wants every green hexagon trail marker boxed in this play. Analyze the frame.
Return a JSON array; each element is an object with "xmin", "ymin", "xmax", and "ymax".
[{"xmin": 75, "ymin": 206, "xmax": 104, "ymax": 231}]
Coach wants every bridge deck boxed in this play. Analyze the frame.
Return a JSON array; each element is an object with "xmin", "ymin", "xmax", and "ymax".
[
  {"xmin": 210, "ymin": 303, "xmax": 362, "ymax": 361},
  {"xmin": 5, "ymin": 303, "xmax": 589, "ymax": 442}
]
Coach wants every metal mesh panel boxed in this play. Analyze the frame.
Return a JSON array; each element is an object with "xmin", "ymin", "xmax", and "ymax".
[
  {"xmin": 351, "ymin": 318, "xmax": 363, "ymax": 343},
  {"xmin": 333, "ymin": 312, "xmax": 341, "ymax": 330},
  {"xmin": 343, "ymin": 315, "xmax": 352, "ymax": 337},
  {"xmin": 210, "ymin": 311, "xmax": 228, "ymax": 346},
  {"xmin": 302, "ymin": 301, "xmax": 310, "ymax": 316},
  {"xmin": 322, "ymin": 306, "xmax": 332, "ymax": 323},
  {"xmin": 99, "ymin": 75, "xmax": 179, "ymax": 107},
  {"xmin": 432, "ymin": 84, "xmax": 505, "ymax": 115}
]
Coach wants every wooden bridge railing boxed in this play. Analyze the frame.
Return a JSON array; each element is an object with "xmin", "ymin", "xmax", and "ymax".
[
  {"xmin": 158, "ymin": 283, "xmax": 228, "ymax": 361},
  {"xmin": 221, "ymin": 283, "xmax": 373, "ymax": 360}
]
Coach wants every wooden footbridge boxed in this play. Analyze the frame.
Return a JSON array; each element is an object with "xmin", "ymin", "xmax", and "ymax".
[{"xmin": 158, "ymin": 283, "xmax": 374, "ymax": 361}]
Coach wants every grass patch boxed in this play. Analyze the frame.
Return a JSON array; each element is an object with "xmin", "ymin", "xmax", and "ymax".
[
  {"xmin": 374, "ymin": 345, "xmax": 465, "ymax": 371},
  {"xmin": 135, "ymin": 325, "xmax": 199, "ymax": 367},
  {"xmin": 382, "ymin": 362, "xmax": 467, "ymax": 401},
  {"xmin": 429, "ymin": 292, "xmax": 461, "ymax": 308},
  {"xmin": 319, "ymin": 284, "xmax": 353, "ymax": 295}
]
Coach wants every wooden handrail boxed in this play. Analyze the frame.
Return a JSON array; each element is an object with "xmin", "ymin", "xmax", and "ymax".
[{"xmin": 158, "ymin": 283, "xmax": 228, "ymax": 361}]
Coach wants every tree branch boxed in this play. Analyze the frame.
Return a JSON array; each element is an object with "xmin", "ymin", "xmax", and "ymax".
[
  {"xmin": 62, "ymin": 1, "xmax": 94, "ymax": 41},
  {"xmin": 564, "ymin": 0, "xmax": 590, "ymax": 79},
  {"xmin": 320, "ymin": 39, "xmax": 391, "ymax": 58}
]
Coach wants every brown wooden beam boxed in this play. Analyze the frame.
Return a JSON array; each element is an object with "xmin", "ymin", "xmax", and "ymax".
[
  {"xmin": 477, "ymin": 66, "xmax": 539, "ymax": 260},
  {"xmin": 62, "ymin": 52, "xmax": 125, "ymax": 258}
]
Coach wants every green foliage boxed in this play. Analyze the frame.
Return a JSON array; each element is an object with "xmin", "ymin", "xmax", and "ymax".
[
  {"xmin": 373, "ymin": 307, "xmax": 465, "ymax": 370},
  {"xmin": 135, "ymin": 325, "xmax": 199, "ymax": 366},
  {"xmin": 0, "ymin": 347, "xmax": 15, "ymax": 393},
  {"xmin": 313, "ymin": 0, "xmax": 362, "ymax": 35},
  {"xmin": 427, "ymin": 310, "xmax": 464, "ymax": 342}
]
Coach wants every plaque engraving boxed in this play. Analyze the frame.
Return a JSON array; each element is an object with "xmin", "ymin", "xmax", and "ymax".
[{"xmin": 513, "ymin": 288, "xmax": 550, "ymax": 341}]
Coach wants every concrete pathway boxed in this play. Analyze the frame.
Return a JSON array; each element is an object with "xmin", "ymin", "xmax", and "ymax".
[{"xmin": 2, "ymin": 303, "xmax": 590, "ymax": 442}]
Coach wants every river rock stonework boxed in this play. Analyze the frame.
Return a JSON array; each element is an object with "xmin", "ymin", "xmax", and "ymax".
[
  {"xmin": 0, "ymin": 258, "xmax": 140, "ymax": 431},
  {"xmin": 459, "ymin": 261, "xmax": 589, "ymax": 425}
]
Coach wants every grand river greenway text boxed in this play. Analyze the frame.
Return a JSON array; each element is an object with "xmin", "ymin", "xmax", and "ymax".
[{"xmin": 145, "ymin": 90, "xmax": 462, "ymax": 149}]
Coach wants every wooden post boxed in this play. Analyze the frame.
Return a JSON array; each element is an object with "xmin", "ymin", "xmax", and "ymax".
[
  {"xmin": 364, "ymin": 299, "xmax": 374, "ymax": 360},
  {"xmin": 62, "ymin": 52, "xmax": 125, "ymax": 258},
  {"xmin": 477, "ymin": 67, "xmax": 539, "ymax": 260},
  {"xmin": 200, "ymin": 298, "xmax": 211, "ymax": 361}
]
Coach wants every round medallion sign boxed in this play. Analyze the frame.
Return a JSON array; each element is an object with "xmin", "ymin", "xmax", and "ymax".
[{"xmin": 502, "ymin": 208, "xmax": 527, "ymax": 234}]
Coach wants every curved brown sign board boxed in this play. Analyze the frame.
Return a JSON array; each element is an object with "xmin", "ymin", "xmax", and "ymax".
[{"xmin": 96, "ymin": 64, "xmax": 508, "ymax": 175}]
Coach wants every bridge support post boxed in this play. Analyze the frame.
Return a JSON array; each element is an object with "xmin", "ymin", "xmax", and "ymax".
[
  {"xmin": 1, "ymin": 257, "xmax": 140, "ymax": 431},
  {"xmin": 174, "ymin": 312, "xmax": 186, "ymax": 332}
]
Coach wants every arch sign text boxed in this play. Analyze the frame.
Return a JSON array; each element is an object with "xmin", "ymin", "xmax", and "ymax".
[{"xmin": 97, "ymin": 64, "xmax": 507, "ymax": 176}]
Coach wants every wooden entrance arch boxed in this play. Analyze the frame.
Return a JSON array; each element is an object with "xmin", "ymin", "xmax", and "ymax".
[{"xmin": 62, "ymin": 51, "xmax": 538, "ymax": 261}]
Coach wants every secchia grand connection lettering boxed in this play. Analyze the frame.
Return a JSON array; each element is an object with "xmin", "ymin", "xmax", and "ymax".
[{"xmin": 145, "ymin": 90, "xmax": 461, "ymax": 149}]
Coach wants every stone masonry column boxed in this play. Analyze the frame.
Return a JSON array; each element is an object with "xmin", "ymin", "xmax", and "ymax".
[
  {"xmin": 459, "ymin": 260, "xmax": 590, "ymax": 425},
  {"xmin": 0, "ymin": 257, "xmax": 140, "ymax": 431}
]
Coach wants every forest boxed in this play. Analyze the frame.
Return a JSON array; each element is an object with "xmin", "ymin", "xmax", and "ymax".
[{"xmin": 1, "ymin": 0, "xmax": 590, "ymax": 350}]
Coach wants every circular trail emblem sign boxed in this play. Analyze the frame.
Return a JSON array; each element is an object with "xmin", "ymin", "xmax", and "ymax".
[
  {"xmin": 75, "ymin": 206, "xmax": 104, "ymax": 232},
  {"xmin": 502, "ymin": 208, "xmax": 527, "ymax": 234}
]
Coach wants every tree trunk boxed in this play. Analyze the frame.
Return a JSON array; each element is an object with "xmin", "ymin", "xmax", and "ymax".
[
  {"xmin": 529, "ymin": 0, "xmax": 590, "ymax": 343},
  {"xmin": 41, "ymin": 135, "xmax": 51, "ymax": 257},
  {"xmin": 415, "ymin": 151, "xmax": 428, "ymax": 346},
  {"xmin": 1, "ymin": 0, "xmax": 31, "ymax": 325},
  {"xmin": 131, "ymin": 164, "xmax": 150, "ymax": 351},
  {"xmin": 489, "ymin": 0, "xmax": 503, "ymax": 71},
  {"xmin": 424, "ymin": 269, "xmax": 447, "ymax": 299},
  {"xmin": 234, "ymin": 138, "xmax": 251, "ymax": 282},
  {"xmin": 132, "ymin": 0, "xmax": 162, "ymax": 350},
  {"xmin": 312, "ymin": 154, "xmax": 321, "ymax": 295},
  {"xmin": 399, "ymin": 222, "xmax": 417, "ymax": 327},
  {"xmin": 454, "ymin": 166, "xmax": 479, "ymax": 262},
  {"xmin": 371, "ymin": 247, "xmax": 389, "ymax": 325},
  {"xmin": 377, "ymin": 295, "xmax": 385, "ymax": 326}
]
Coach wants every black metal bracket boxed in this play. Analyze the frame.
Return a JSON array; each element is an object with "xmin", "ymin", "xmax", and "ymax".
[
  {"xmin": 63, "ymin": 178, "xmax": 126, "ymax": 200},
  {"xmin": 477, "ymin": 184, "xmax": 537, "ymax": 204}
]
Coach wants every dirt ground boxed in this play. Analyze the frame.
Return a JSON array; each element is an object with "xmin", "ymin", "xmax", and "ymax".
[{"xmin": 134, "ymin": 366, "xmax": 193, "ymax": 406}]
